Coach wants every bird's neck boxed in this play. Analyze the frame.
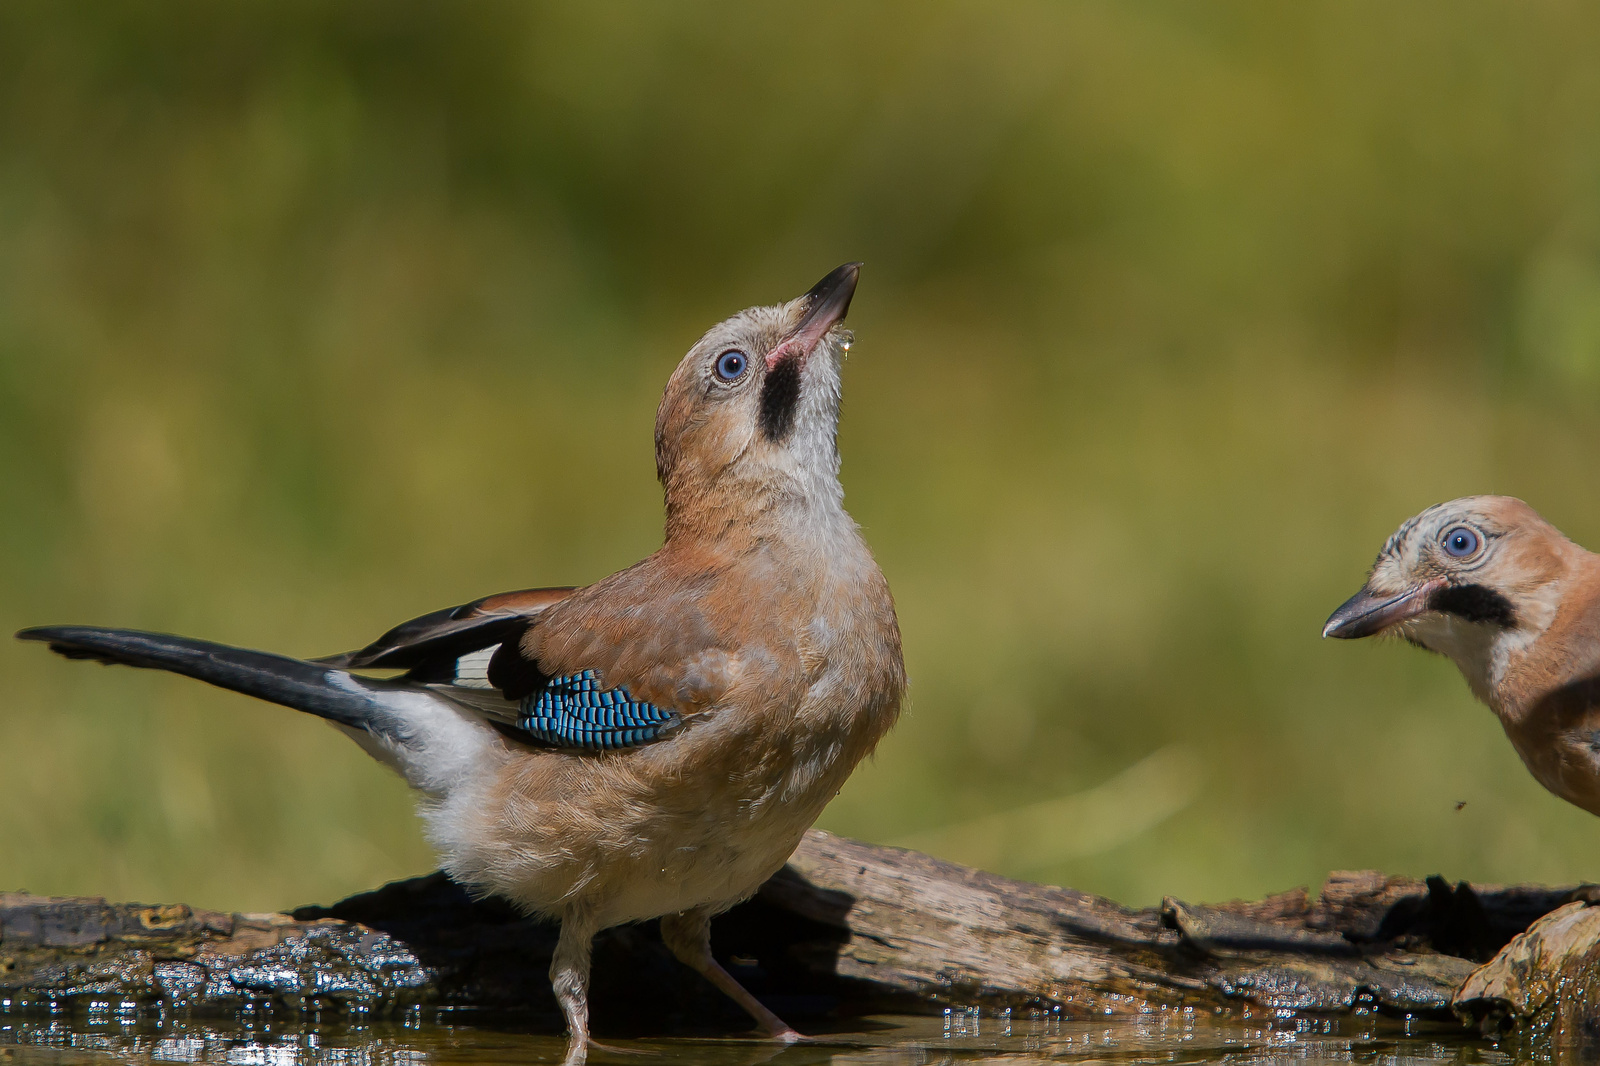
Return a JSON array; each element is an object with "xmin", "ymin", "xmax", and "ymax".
[
  {"xmin": 662, "ymin": 466, "xmax": 856, "ymax": 557},
  {"xmin": 1447, "ymin": 621, "xmax": 1548, "ymax": 714},
  {"xmin": 1491, "ymin": 557, "xmax": 1600, "ymax": 724}
]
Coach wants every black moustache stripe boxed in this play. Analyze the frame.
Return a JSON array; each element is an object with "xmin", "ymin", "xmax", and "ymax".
[
  {"xmin": 1428, "ymin": 584, "xmax": 1517, "ymax": 628},
  {"xmin": 759, "ymin": 356, "xmax": 801, "ymax": 442}
]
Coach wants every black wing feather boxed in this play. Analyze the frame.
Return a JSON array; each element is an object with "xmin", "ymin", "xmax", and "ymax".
[
  {"xmin": 488, "ymin": 638, "xmax": 551, "ymax": 701},
  {"xmin": 316, "ymin": 586, "xmax": 574, "ymax": 672}
]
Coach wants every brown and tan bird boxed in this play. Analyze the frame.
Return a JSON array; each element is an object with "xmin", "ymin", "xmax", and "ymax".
[
  {"xmin": 1324, "ymin": 495, "xmax": 1600, "ymax": 817},
  {"xmin": 19, "ymin": 263, "xmax": 905, "ymax": 1064}
]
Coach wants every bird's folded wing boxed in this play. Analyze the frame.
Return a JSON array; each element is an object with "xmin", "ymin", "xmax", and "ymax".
[
  {"xmin": 516, "ymin": 669, "xmax": 680, "ymax": 750},
  {"xmin": 322, "ymin": 584, "xmax": 685, "ymax": 752},
  {"xmin": 431, "ymin": 663, "xmax": 680, "ymax": 751}
]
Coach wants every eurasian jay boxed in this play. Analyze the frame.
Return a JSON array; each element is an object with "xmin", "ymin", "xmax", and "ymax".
[
  {"xmin": 1324, "ymin": 495, "xmax": 1600, "ymax": 818},
  {"xmin": 19, "ymin": 263, "xmax": 906, "ymax": 1063}
]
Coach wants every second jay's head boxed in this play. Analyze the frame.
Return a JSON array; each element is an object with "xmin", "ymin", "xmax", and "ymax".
[
  {"xmin": 654, "ymin": 263, "xmax": 861, "ymax": 520},
  {"xmin": 1322, "ymin": 495, "xmax": 1582, "ymax": 701}
]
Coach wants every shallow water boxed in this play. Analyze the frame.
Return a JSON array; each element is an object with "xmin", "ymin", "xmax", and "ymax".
[{"xmin": 0, "ymin": 1005, "xmax": 1527, "ymax": 1065}]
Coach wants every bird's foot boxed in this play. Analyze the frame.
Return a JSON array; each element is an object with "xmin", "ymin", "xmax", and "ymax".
[
  {"xmin": 582, "ymin": 1038, "xmax": 653, "ymax": 1058},
  {"xmin": 561, "ymin": 1034, "xmax": 650, "ymax": 1065}
]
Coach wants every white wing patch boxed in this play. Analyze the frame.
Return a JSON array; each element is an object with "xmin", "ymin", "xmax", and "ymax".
[
  {"xmin": 425, "ymin": 643, "xmax": 521, "ymax": 725},
  {"xmin": 452, "ymin": 645, "xmax": 499, "ymax": 689}
]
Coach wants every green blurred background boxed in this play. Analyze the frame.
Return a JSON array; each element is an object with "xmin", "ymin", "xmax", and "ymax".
[{"xmin": 4, "ymin": 1, "xmax": 1600, "ymax": 914}]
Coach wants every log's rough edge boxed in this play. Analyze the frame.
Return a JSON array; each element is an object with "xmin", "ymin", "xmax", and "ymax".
[
  {"xmin": 2, "ymin": 829, "xmax": 1597, "ymax": 1040},
  {"xmin": 1451, "ymin": 899, "xmax": 1600, "ymax": 1045}
]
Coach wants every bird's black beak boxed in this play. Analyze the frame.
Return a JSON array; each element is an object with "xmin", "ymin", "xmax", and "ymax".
[
  {"xmin": 1321, "ymin": 578, "xmax": 1446, "ymax": 639},
  {"xmin": 767, "ymin": 262, "xmax": 861, "ymax": 369}
]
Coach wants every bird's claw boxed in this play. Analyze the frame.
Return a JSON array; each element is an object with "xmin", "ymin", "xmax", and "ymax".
[{"xmin": 583, "ymin": 1038, "xmax": 654, "ymax": 1058}]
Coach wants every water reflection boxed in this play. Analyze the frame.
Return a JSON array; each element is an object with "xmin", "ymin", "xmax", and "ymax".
[{"xmin": 0, "ymin": 1004, "xmax": 1530, "ymax": 1065}]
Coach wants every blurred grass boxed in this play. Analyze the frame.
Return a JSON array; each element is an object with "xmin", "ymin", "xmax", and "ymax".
[{"xmin": 4, "ymin": 1, "xmax": 1600, "ymax": 913}]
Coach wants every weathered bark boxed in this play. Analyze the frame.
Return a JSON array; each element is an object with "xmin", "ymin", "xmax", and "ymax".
[
  {"xmin": 1, "ymin": 830, "xmax": 1594, "ymax": 1039},
  {"xmin": 763, "ymin": 832, "xmax": 1592, "ymax": 1018},
  {"xmin": 1453, "ymin": 899, "xmax": 1600, "ymax": 1052}
]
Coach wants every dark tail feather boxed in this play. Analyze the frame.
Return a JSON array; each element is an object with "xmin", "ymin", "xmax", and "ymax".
[{"xmin": 17, "ymin": 626, "xmax": 386, "ymax": 731}]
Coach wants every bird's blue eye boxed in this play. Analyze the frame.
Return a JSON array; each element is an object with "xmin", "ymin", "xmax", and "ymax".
[
  {"xmin": 715, "ymin": 350, "xmax": 747, "ymax": 382},
  {"xmin": 1442, "ymin": 526, "xmax": 1481, "ymax": 558}
]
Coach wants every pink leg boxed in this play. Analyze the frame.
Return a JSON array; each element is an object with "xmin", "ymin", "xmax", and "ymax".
[
  {"xmin": 551, "ymin": 911, "xmax": 597, "ymax": 1066},
  {"xmin": 659, "ymin": 908, "xmax": 803, "ymax": 1042},
  {"xmin": 552, "ymin": 910, "xmax": 650, "ymax": 1062}
]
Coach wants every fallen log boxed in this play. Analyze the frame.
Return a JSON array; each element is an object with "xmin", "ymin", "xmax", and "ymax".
[{"xmin": 1, "ymin": 830, "xmax": 1595, "ymax": 1042}]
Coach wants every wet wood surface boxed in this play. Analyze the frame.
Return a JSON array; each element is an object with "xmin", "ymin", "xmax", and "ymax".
[{"xmin": 2, "ymin": 829, "xmax": 1596, "ymax": 1041}]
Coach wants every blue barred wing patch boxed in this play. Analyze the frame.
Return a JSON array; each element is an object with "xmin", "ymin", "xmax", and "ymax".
[{"xmin": 519, "ymin": 669, "xmax": 678, "ymax": 750}]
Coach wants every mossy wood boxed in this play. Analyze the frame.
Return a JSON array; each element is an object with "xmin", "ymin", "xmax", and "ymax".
[{"xmin": 2, "ymin": 831, "xmax": 1595, "ymax": 1040}]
